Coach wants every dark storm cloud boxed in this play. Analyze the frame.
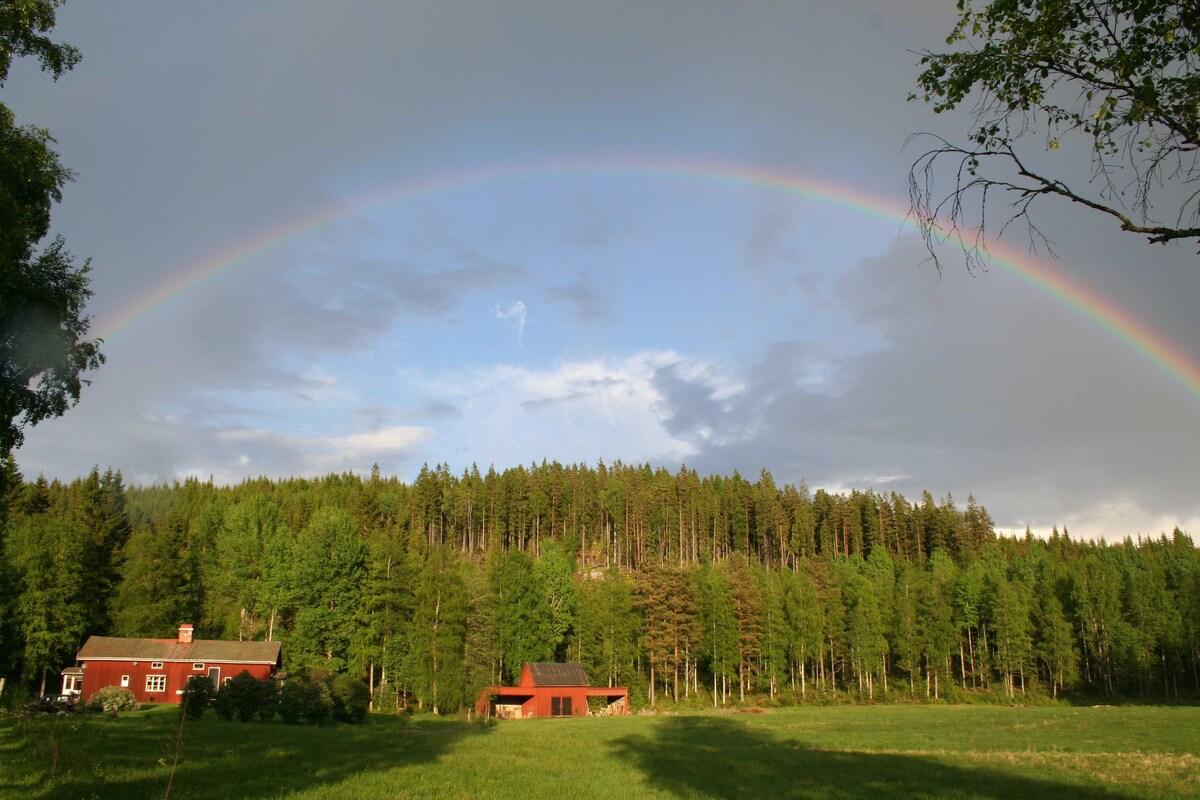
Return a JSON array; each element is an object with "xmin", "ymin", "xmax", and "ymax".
[
  {"xmin": 651, "ymin": 239, "xmax": 1200, "ymax": 534},
  {"xmin": 148, "ymin": 244, "xmax": 526, "ymax": 393},
  {"xmin": 8, "ymin": 0, "xmax": 1197, "ymax": 543}
]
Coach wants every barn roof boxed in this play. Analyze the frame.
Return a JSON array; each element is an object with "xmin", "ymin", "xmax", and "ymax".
[
  {"xmin": 526, "ymin": 662, "xmax": 590, "ymax": 686},
  {"xmin": 77, "ymin": 636, "xmax": 281, "ymax": 665}
]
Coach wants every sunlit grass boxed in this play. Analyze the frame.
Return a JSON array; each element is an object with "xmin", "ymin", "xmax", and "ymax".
[{"xmin": 2, "ymin": 704, "xmax": 1197, "ymax": 799}]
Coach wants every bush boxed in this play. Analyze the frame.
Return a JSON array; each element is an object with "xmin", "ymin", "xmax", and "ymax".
[
  {"xmin": 331, "ymin": 675, "xmax": 370, "ymax": 723},
  {"xmin": 225, "ymin": 671, "xmax": 369, "ymax": 726},
  {"xmin": 278, "ymin": 680, "xmax": 309, "ymax": 724},
  {"xmin": 278, "ymin": 676, "xmax": 332, "ymax": 725},
  {"xmin": 252, "ymin": 678, "xmax": 280, "ymax": 721},
  {"xmin": 87, "ymin": 686, "xmax": 137, "ymax": 713},
  {"xmin": 213, "ymin": 671, "xmax": 277, "ymax": 722},
  {"xmin": 180, "ymin": 676, "xmax": 215, "ymax": 719}
]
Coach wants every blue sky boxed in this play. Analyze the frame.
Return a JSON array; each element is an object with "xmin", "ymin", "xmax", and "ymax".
[{"xmin": 7, "ymin": 1, "xmax": 1199, "ymax": 539}]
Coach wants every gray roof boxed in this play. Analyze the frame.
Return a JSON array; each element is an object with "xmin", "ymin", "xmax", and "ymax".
[
  {"xmin": 527, "ymin": 662, "xmax": 590, "ymax": 686},
  {"xmin": 77, "ymin": 636, "xmax": 281, "ymax": 665}
]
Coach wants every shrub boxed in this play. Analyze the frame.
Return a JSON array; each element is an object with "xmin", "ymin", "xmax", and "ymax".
[
  {"xmin": 180, "ymin": 676, "xmax": 215, "ymax": 719},
  {"xmin": 277, "ymin": 681, "xmax": 302, "ymax": 724},
  {"xmin": 331, "ymin": 675, "xmax": 370, "ymax": 723},
  {"xmin": 278, "ymin": 675, "xmax": 333, "ymax": 725},
  {"xmin": 252, "ymin": 678, "xmax": 279, "ymax": 721},
  {"xmin": 87, "ymin": 686, "xmax": 137, "ymax": 713},
  {"xmin": 213, "ymin": 671, "xmax": 277, "ymax": 722}
]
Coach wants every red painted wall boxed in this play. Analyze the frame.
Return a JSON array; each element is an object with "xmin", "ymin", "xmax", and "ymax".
[
  {"xmin": 530, "ymin": 687, "xmax": 588, "ymax": 718},
  {"xmin": 482, "ymin": 666, "xmax": 629, "ymax": 718},
  {"xmin": 80, "ymin": 660, "xmax": 274, "ymax": 704},
  {"xmin": 488, "ymin": 687, "xmax": 592, "ymax": 718}
]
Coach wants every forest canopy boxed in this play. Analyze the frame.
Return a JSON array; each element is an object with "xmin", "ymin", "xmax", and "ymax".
[{"xmin": 1, "ymin": 459, "xmax": 1196, "ymax": 710}]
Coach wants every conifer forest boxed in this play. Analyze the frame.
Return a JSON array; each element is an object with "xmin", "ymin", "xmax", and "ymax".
[{"xmin": 2, "ymin": 459, "xmax": 1197, "ymax": 712}]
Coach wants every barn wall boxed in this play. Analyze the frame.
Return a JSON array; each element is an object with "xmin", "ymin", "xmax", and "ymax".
[
  {"xmin": 531, "ymin": 687, "xmax": 589, "ymax": 718},
  {"xmin": 81, "ymin": 661, "xmax": 274, "ymax": 704}
]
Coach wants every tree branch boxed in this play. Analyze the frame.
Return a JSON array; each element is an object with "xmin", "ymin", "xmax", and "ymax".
[{"xmin": 907, "ymin": 134, "xmax": 1200, "ymax": 270}]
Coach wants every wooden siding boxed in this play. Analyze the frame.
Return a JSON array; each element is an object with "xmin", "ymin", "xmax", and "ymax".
[
  {"xmin": 480, "ymin": 663, "xmax": 629, "ymax": 719},
  {"xmin": 79, "ymin": 659, "xmax": 274, "ymax": 704}
]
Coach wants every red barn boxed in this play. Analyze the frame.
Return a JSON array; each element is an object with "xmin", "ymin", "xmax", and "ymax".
[
  {"xmin": 477, "ymin": 662, "xmax": 629, "ymax": 719},
  {"xmin": 74, "ymin": 624, "xmax": 282, "ymax": 705}
]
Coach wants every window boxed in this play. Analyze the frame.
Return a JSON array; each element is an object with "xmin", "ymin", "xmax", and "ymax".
[
  {"xmin": 146, "ymin": 675, "xmax": 166, "ymax": 692},
  {"xmin": 192, "ymin": 663, "xmax": 205, "ymax": 670},
  {"xmin": 120, "ymin": 675, "xmax": 129, "ymax": 688},
  {"xmin": 151, "ymin": 661, "xmax": 163, "ymax": 669},
  {"xmin": 550, "ymin": 696, "xmax": 572, "ymax": 717}
]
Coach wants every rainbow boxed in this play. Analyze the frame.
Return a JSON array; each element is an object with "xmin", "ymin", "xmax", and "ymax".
[{"xmin": 92, "ymin": 155, "xmax": 1200, "ymax": 404}]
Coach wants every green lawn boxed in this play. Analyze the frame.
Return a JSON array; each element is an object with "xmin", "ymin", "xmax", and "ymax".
[{"xmin": 3, "ymin": 705, "xmax": 1198, "ymax": 800}]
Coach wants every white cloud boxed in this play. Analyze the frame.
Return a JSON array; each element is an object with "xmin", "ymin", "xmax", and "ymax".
[
  {"xmin": 216, "ymin": 425, "xmax": 434, "ymax": 476},
  {"xmin": 1018, "ymin": 503, "xmax": 1200, "ymax": 543},
  {"xmin": 494, "ymin": 300, "xmax": 528, "ymax": 342},
  {"xmin": 408, "ymin": 351, "xmax": 729, "ymax": 469}
]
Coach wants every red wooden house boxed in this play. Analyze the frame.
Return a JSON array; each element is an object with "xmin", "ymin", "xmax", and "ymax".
[
  {"xmin": 477, "ymin": 662, "xmax": 629, "ymax": 719},
  {"xmin": 74, "ymin": 624, "xmax": 282, "ymax": 705}
]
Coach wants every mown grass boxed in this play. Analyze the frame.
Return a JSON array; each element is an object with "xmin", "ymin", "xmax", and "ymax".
[{"xmin": 2, "ymin": 704, "xmax": 1198, "ymax": 800}]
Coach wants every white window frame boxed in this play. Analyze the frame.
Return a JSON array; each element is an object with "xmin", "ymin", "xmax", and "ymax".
[
  {"xmin": 192, "ymin": 663, "xmax": 205, "ymax": 671},
  {"xmin": 120, "ymin": 674, "xmax": 130, "ymax": 688},
  {"xmin": 146, "ymin": 674, "xmax": 166, "ymax": 692},
  {"xmin": 151, "ymin": 661, "xmax": 164, "ymax": 669}
]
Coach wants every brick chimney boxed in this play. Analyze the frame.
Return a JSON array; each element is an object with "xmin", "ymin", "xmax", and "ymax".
[{"xmin": 178, "ymin": 624, "xmax": 194, "ymax": 644}]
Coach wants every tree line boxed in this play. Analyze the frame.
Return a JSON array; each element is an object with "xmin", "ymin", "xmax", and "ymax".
[{"xmin": 1, "ymin": 458, "xmax": 1197, "ymax": 711}]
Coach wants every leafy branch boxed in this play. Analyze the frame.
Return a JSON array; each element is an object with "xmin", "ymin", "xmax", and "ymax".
[{"xmin": 909, "ymin": 0, "xmax": 1200, "ymax": 265}]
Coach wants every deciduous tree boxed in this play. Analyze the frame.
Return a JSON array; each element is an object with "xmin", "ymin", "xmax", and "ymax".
[
  {"xmin": 288, "ymin": 508, "xmax": 366, "ymax": 672},
  {"xmin": 404, "ymin": 547, "xmax": 467, "ymax": 714},
  {"xmin": 910, "ymin": 0, "xmax": 1200, "ymax": 267},
  {"xmin": 490, "ymin": 549, "xmax": 553, "ymax": 682},
  {"xmin": 1, "ymin": 0, "xmax": 101, "ymax": 454}
]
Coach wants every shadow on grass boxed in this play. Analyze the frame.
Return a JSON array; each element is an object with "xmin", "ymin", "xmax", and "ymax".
[
  {"xmin": 3, "ymin": 709, "xmax": 490, "ymax": 800},
  {"xmin": 611, "ymin": 715, "xmax": 1141, "ymax": 800}
]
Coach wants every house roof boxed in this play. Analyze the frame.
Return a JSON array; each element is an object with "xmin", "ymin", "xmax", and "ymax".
[
  {"xmin": 526, "ymin": 662, "xmax": 590, "ymax": 686},
  {"xmin": 77, "ymin": 636, "xmax": 281, "ymax": 665}
]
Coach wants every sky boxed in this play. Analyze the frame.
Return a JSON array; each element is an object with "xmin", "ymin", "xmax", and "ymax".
[{"xmin": 6, "ymin": 1, "xmax": 1198, "ymax": 540}]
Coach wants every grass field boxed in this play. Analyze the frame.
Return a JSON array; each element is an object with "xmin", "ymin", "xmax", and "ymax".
[{"xmin": 2, "ymin": 704, "xmax": 1198, "ymax": 800}]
